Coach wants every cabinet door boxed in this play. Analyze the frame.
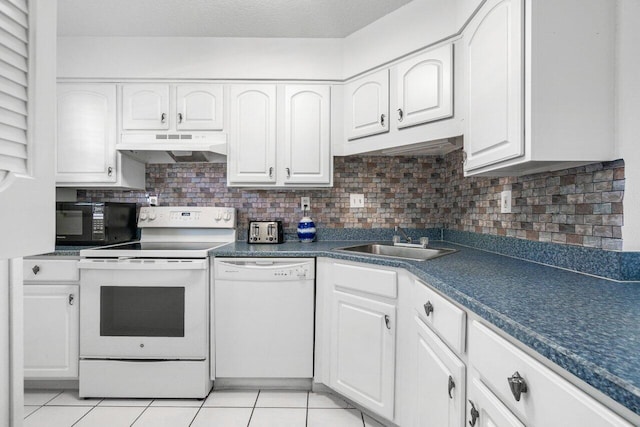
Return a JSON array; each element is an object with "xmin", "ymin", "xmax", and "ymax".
[
  {"xmin": 283, "ymin": 85, "xmax": 331, "ymax": 185},
  {"xmin": 24, "ymin": 285, "xmax": 79, "ymax": 379},
  {"xmin": 345, "ymin": 69, "xmax": 389, "ymax": 140},
  {"xmin": 122, "ymin": 84, "xmax": 170, "ymax": 130},
  {"xmin": 414, "ymin": 316, "xmax": 466, "ymax": 427},
  {"xmin": 176, "ymin": 84, "xmax": 223, "ymax": 131},
  {"xmin": 228, "ymin": 85, "xmax": 277, "ymax": 184},
  {"xmin": 396, "ymin": 44, "xmax": 453, "ymax": 129},
  {"xmin": 467, "ymin": 377, "xmax": 525, "ymax": 427},
  {"xmin": 56, "ymin": 84, "xmax": 117, "ymax": 183},
  {"xmin": 463, "ymin": 0, "xmax": 524, "ymax": 171},
  {"xmin": 330, "ymin": 289, "xmax": 395, "ymax": 420}
]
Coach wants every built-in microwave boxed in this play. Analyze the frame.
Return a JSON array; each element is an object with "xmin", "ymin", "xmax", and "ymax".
[{"xmin": 56, "ymin": 202, "xmax": 137, "ymax": 246}]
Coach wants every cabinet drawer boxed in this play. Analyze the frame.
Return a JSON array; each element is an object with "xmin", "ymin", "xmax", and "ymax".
[
  {"xmin": 413, "ymin": 279, "xmax": 466, "ymax": 354},
  {"xmin": 469, "ymin": 321, "xmax": 632, "ymax": 427},
  {"xmin": 23, "ymin": 259, "xmax": 79, "ymax": 282},
  {"xmin": 333, "ymin": 262, "xmax": 397, "ymax": 298}
]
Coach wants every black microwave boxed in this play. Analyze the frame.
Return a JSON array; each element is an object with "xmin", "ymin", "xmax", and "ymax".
[{"xmin": 56, "ymin": 202, "xmax": 137, "ymax": 246}]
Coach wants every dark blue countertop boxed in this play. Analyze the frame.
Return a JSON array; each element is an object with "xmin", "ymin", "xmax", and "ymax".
[{"xmin": 211, "ymin": 240, "xmax": 640, "ymax": 418}]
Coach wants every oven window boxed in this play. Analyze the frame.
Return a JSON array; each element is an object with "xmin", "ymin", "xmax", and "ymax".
[
  {"xmin": 100, "ymin": 287, "xmax": 185, "ymax": 337},
  {"xmin": 56, "ymin": 210, "xmax": 83, "ymax": 235}
]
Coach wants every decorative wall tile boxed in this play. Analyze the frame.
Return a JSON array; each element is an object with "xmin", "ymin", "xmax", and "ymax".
[{"xmin": 78, "ymin": 149, "xmax": 625, "ymax": 250}]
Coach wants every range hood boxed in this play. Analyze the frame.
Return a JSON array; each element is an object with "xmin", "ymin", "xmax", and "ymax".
[{"xmin": 117, "ymin": 133, "xmax": 227, "ymax": 163}]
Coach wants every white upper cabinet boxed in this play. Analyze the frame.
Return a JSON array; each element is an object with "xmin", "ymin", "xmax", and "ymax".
[
  {"xmin": 340, "ymin": 42, "xmax": 461, "ymax": 157},
  {"xmin": 122, "ymin": 84, "xmax": 170, "ymax": 130},
  {"xmin": 228, "ymin": 84, "xmax": 332, "ymax": 187},
  {"xmin": 122, "ymin": 83, "xmax": 223, "ymax": 131},
  {"xmin": 463, "ymin": 0, "xmax": 616, "ymax": 176},
  {"xmin": 57, "ymin": 84, "xmax": 117, "ymax": 183},
  {"xmin": 227, "ymin": 84, "xmax": 277, "ymax": 184},
  {"xmin": 282, "ymin": 85, "xmax": 331, "ymax": 185},
  {"xmin": 463, "ymin": 0, "xmax": 523, "ymax": 172},
  {"xmin": 176, "ymin": 84, "xmax": 223, "ymax": 131},
  {"xmin": 396, "ymin": 44, "xmax": 453, "ymax": 129},
  {"xmin": 57, "ymin": 83, "xmax": 145, "ymax": 189},
  {"xmin": 345, "ymin": 69, "xmax": 389, "ymax": 140}
]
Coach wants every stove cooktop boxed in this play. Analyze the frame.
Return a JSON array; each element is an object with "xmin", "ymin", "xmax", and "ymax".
[{"xmin": 80, "ymin": 240, "xmax": 231, "ymax": 258}]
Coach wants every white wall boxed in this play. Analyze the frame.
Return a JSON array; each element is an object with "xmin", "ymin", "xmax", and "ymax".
[
  {"xmin": 616, "ymin": 0, "xmax": 640, "ymax": 251},
  {"xmin": 341, "ymin": 0, "xmax": 460, "ymax": 78},
  {"xmin": 58, "ymin": 37, "xmax": 343, "ymax": 80}
]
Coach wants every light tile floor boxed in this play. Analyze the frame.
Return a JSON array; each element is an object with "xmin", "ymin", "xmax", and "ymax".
[{"xmin": 23, "ymin": 389, "xmax": 388, "ymax": 427}]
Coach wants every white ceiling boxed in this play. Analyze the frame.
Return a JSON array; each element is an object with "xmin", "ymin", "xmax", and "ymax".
[{"xmin": 57, "ymin": 0, "xmax": 414, "ymax": 38}]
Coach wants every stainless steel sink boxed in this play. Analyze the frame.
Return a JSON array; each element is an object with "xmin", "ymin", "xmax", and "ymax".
[{"xmin": 334, "ymin": 242, "xmax": 457, "ymax": 261}]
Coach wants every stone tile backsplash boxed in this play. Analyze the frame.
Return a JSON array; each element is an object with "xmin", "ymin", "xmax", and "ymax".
[{"xmin": 78, "ymin": 149, "xmax": 624, "ymax": 250}]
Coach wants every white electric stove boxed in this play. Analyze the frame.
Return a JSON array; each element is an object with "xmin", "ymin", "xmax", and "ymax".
[{"xmin": 78, "ymin": 206, "xmax": 236, "ymax": 399}]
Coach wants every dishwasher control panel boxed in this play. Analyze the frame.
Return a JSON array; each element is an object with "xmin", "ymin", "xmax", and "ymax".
[{"xmin": 214, "ymin": 258, "xmax": 315, "ymax": 281}]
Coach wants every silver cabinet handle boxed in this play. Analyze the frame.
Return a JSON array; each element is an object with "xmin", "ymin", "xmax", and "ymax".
[
  {"xmin": 384, "ymin": 315, "xmax": 391, "ymax": 330},
  {"xmin": 269, "ymin": 167, "xmax": 274, "ymax": 178},
  {"xmin": 462, "ymin": 150, "xmax": 468, "ymax": 165},
  {"xmin": 177, "ymin": 112, "xmax": 183, "ymax": 123},
  {"xmin": 469, "ymin": 400, "xmax": 479, "ymax": 426},
  {"xmin": 424, "ymin": 301, "xmax": 434, "ymax": 317},
  {"xmin": 380, "ymin": 114, "xmax": 385, "ymax": 126},
  {"xmin": 286, "ymin": 167, "xmax": 291, "ymax": 178},
  {"xmin": 107, "ymin": 166, "xmax": 113, "ymax": 176},
  {"xmin": 448, "ymin": 375, "xmax": 455, "ymax": 399},
  {"xmin": 507, "ymin": 371, "xmax": 528, "ymax": 402},
  {"xmin": 397, "ymin": 108, "xmax": 404, "ymax": 122},
  {"xmin": 31, "ymin": 265, "xmax": 40, "ymax": 275},
  {"xmin": 161, "ymin": 112, "xmax": 167, "ymax": 123},
  {"xmin": 68, "ymin": 294, "xmax": 75, "ymax": 305}
]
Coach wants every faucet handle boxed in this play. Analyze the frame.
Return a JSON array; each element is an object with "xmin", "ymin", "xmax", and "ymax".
[
  {"xmin": 392, "ymin": 235, "xmax": 401, "ymax": 244},
  {"xmin": 419, "ymin": 237, "xmax": 429, "ymax": 247}
]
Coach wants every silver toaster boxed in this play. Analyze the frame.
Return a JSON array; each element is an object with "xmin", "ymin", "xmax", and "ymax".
[{"xmin": 247, "ymin": 220, "xmax": 285, "ymax": 244}]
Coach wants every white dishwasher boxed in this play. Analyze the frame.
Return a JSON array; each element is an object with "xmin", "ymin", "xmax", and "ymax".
[{"xmin": 213, "ymin": 258, "xmax": 315, "ymax": 379}]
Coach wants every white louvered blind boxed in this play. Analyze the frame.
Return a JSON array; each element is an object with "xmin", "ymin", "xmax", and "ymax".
[{"xmin": 0, "ymin": 0, "xmax": 29, "ymax": 176}]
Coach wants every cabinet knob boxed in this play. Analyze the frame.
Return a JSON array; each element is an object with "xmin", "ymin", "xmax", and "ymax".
[
  {"xmin": 468, "ymin": 400, "xmax": 479, "ymax": 426},
  {"xmin": 68, "ymin": 294, "xmax": 75, "ymax": 305},
  {"xmin": 177, "ymin": 112, "xmax": 183, "ymax": 123},
  {"xmin": 507, "ymin": 371, "xmax": 528, "ymax": 402},
  {"xmin": 448, "ymin": 375, "xmax": 455, "ymax": 399},
  {"xmin": 161, "ymin": 112, "xmax": 167, "ymax": 123},
  {"xmin": 397, "ymin": 108, "xmax": 404, "ymax": 122},
  {"xmin": 380, "ymin": 113, "xmax": 385, "ymax": 126},
  {"xmin": 424, "ymin": 301, "xmax": 434, "ymax": 317},
  {"xmin": 107, "ymin": 166, "xmax": 113, "ymax": 176},
  {"xmin": 31, "ymin": 265, "xmax": 40, "ymax": 275},
  {"xmin": 384, "ymin": 315, "xmax": 391, "ymax": 330}
]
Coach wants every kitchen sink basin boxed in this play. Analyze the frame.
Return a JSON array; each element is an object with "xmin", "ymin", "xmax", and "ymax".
[{"xmin": 334, "ymin": 242, "xmax": 457, "ymax": 261}]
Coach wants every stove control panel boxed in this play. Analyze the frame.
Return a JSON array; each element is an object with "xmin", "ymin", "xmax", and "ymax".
[{"xmin": 138, "ymin": 206, "xmax": 236, "ymax": 228}]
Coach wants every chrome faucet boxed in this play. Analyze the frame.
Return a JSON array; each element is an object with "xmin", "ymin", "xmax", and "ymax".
[{"xmin": 394, "ymin": 225, "xmax": 412, "ymax": 244}]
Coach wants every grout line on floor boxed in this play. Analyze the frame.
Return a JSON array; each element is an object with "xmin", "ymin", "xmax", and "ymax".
[
  {"xmin": 70, "ymin": 405, "xmax": 97, "ymax": 426},
  {"xmin": 305, "ymin": 391, "xmax": 310, "ymax": 427},
  {"xmin": 23, "ymin": 405, "xmax": 42, "ymax": 420},
  {"xmin": 246, "ymin": 390, "xmax": 260, "ymax": 427},
  {"xmin": 129, "ymin": 399, "xmax": 154, "ymax": 426}
]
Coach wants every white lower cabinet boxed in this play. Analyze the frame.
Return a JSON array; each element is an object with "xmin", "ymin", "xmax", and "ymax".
[
  {"xmin": 413, "ymin": 315, "xmax": 466, "ymax": 427},
  {"xmin": 467, "ymin": 375, "xmax": 525, "ymax": 427},
  {"xmin": 24, "ymin": 284, "xmax": 79, "ymax": 379},
  {"xmin": 316, "ymin": 260, "xmax": 635, "ymax": 427},
  {"xmin": 468, "ymin": 320, "xmax": 632, "ymax": 427},
  {"xmin": 330, "ymin": 289, "xmax": 396, "ymax": 421}
]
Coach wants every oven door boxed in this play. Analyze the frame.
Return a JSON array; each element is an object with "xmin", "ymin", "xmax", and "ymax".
[{"xmin": 79, "ymin": 258, "xmax": 208, "ymax": 360}]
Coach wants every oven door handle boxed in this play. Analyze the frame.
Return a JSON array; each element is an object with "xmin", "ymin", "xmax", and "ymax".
[{"xmin": 78, "ymin": 259, "xmax": 208, "ymax": 270}]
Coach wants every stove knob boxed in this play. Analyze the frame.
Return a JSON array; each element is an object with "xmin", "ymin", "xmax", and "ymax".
[
  {"xmin": 148, "ymin": 211, "xmax": 156, "ymax": 221},
  {"xmin": 223, "ymin": 212, "xmax": 232, "ymax": 221},
  {"xmin": 139, "ymin": 212, "xmax": 148, "ymax": 221},
  {"xmin": 215, "ymin": 212, "xmax": 222, "ymax": 221}
]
